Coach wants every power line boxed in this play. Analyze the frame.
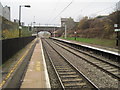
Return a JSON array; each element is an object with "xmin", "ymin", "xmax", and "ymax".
[
  {"xmin": 73, "ymin": 3, "xmax": 116, "ymax": 21},
  {"xmin": 89, "ymin": 5, "xmax": 116, "ymax": 17},
  {"xmin": 49, "ymin": 0, "xmax": 73, "ymax": 23},
  {"xmin": 47, "ymin": 0, "xmax": 59, "ymax": 23}
]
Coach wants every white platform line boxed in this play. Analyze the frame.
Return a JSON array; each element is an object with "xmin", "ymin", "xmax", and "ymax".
[{"xmin": 40, "ymin": 38, "xmax": 51, "ymax": 89}]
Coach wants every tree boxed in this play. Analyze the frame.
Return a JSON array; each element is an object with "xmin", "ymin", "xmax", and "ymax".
[{"xmin": 78, "ymin": 16, "xmax": 89, "ymax": 30}]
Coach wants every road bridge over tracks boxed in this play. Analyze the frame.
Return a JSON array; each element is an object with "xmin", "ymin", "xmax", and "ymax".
[{"xmin": 34, "ymin": 25, "xmax": 61, "ymax": 36}]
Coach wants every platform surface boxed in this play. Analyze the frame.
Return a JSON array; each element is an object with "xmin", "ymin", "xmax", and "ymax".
[
  {"xmin": 53, "ymin": 38, "xmax": 119, "ymax": 56},
  {"xmin": 20, "ymin": 38, "xmax": 50, "ymax": 88}
]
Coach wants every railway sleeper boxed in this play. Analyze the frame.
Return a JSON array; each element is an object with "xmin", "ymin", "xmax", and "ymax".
[
  {"xmin": 57, "ymin": 69, "xmax": 73, "ymax": 72},
  {"xmin": 62, "ymin": 78, "xmax": 82, "ymax": 82},
  {"xmin": 56, "ymin": 67, "xmax": 72, "ymax": 70},
  {"xmin": 112, "ymin": 72, "xmax": 119, "ymax": 75},
  {"xmin": 107, "ymin": 69, "xmax": 118, "ymax": 72},
  {"xmin": 59, "ymin": 72, "xmax": 76, "ymax": 75},
  {"xmin": 60, "ymin": 75, "xmax": 79, "ymax": 78},
  {"xmin": 103, "ymin": 67, "xmax": 115, "ymax": 70},
  {"xmin": 64, "ymin": 82, "xmax": 87, "ymax": 88}
]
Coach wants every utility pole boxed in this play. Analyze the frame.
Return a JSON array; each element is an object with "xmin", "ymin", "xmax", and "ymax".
[
  {"xmin": 54, "ymin": 25, "xmax": 55, "ymax": 37},
  {"xmin": 65, "ymin": 24, "xmax": 67, "ymax": 39},
  {"xmin": 33, "ymin": 16, "xmax": 36, "ymax": 31},
  {"xmin": 28, "ymin": 24, "xmax": 29, "ymax": 31},
  {"xmin": 19, "ymin": 5, "xmax": 21, "ymax": 37}
]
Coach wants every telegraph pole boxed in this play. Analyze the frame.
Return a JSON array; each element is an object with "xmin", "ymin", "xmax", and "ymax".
[
  {"xmin": 65, "ymin": 24, "xmax": 67, "ymax": 39},
  {"xmin": 54, "ymin": 25, "xmax": 55, "ymax": 37}
]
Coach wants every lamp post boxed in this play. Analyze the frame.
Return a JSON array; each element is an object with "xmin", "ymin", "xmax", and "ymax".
[
  {"xmin": 54, "ymin": 25, "xmax": 56, "ymax": 37},
  {"xmin": 63, "ymin": 23, "xmax": 67, "ymax": 39},
  {"xmin": 74, "ymin": 31, "xmax": 77, "ymax": 40},
  {"xmin": 19, "ymin": 5, "xmax": 31, "ymax": 37}
]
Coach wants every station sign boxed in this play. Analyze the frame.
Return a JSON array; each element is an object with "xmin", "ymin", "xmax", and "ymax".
[
  {"xmin": 114, "ymin": 29, "xmax": 120, "ymax": 32},
  {"xmin": 114, "ymin": 24, "xmax": 120, "ymax": 32},
  {"xmin": 114, "ymin": 24, "xmax": 118, "ymax": 28},
  {"xmin": 19, "ymin": 26, "xmax": 22, "ymax": 29}
]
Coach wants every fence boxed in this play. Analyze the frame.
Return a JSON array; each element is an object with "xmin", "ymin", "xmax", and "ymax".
[{"xmin": 2, "ymin": 36, "xmax": 36, "ymax": 64}]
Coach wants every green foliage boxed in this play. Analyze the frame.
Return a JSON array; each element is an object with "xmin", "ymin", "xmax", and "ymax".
[
  {"xmin": 21, "ymin": 26, "xmax": 32, "ymax": 37},
  {"xmin": 68, "ymin": 11, "xmax": 120, "ymax": 39},
  {"xmin": 108, "ymin": 11, "xmax": 120, "ymax": 24},
  {"xmin": 2, "ymin": 29, "xmax": 19, "ymax": 39},
  {"xmin": 61, "ymin": 37, "xmax": 116, "ymax": 48},
  {"xmin": 1, "ymin": 17, "xmax": 32, "ymax": 39},
  {"xmin": 78, "ymin": 16, "xmax": 89, "ymax": 29}
]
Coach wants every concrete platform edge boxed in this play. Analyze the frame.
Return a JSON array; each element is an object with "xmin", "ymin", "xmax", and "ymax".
[{"xmin": 40, "ymin": 38, "xmax": 51, "ymax": 89}]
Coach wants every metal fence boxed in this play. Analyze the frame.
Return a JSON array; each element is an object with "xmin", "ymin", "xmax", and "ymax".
[{"xmin": 2, "ymin": 36, "xmax": 36, "ymax": 64}]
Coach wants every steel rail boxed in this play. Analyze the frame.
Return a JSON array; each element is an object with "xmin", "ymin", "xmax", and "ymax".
[
  {"xmin": 43, "ymin": 39, "xmax": 99, "ymax": 89},
  {"xmin": 54, "ymin": 40, "xmax": 120, "ymax": 68},
  {"xmin": 42, "ymin": 40, "xmax": 65, "ymax": 89},
  {"xmin": 51, "ymin": 39, "xmax": 120, "ymax": 80}
]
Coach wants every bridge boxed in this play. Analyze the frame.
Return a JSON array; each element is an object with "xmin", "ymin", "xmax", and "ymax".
[{"xmin": 34, "ymin": 25, "xmax": 61, "ymax": 35}]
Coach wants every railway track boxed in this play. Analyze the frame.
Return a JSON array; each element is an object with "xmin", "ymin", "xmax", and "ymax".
[
  {"xmin": 50, "ymin": 39, "xmax": 120, "ymax": 80},
  {"xmin": 42, "ymin": 39, "xmax": 99, "ymax": 89}
]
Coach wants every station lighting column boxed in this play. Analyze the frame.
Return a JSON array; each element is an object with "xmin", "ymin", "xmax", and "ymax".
[{"xmin": 19, "ymin": 5, "xmax": 31, "ymax": 37}]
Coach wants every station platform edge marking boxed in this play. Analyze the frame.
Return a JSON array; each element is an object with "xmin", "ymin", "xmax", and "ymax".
[{"xmin": 40, "ymin": 38, "xmax": 51, "ymax": 88}]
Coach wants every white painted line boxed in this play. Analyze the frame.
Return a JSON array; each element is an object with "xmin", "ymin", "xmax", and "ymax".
[
  {"xmin": 115, "ymin": 29, "xmax": 120, "ymax": 32},
  {"xmin": 40, "ymin": 38, "xmax": 51, "ymax": 89}
]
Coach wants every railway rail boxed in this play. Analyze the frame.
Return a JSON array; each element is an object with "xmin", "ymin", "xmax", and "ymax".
[
  {"xmin": 50, "ymin": 39, "xmax": 120, "ymax": 80},
  {"xmin": 51, "ymin": 38, "xmax": 119, "ymax": 61},
  {"xmin": 42, "ymin": 39, "xmax": 99, "ymax": 89}
]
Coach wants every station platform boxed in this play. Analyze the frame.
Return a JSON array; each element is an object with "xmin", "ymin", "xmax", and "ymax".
[
  {"xmin": 20, "ymin": 38, "xmax": 51, "ymax": 88},
  {"xmin": 52, "ymin": 37, "xmax": 119, "ymax": 56}
]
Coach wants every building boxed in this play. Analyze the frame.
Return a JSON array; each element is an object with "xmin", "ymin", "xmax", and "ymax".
[
  {"xmin": 116, "ymin": 1, "xmax": 120, "ymax": 10},
  {"xmin": 3, "ymin": 6, "xmax": 10, "ymax": 20},
  {"xmin": 61, "ymin": 18, "xmax": 68, "ymax": 27},
  {"xmin": 61, "ymin": 17, "xmax": 75, "ymax": 30},
  {"xmin": 0, "ymin": 2, "xmax": 11, "ymax": 20},
  {"xmin": 0, "ymin": 2, "xmax": 3, "ymax": 31},
  {"xmin": 0, "ymin": 2, "xmax": 3, "ymax": 17}
]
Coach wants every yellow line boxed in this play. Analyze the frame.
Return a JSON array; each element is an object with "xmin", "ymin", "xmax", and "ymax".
[
  {"xmin": 0, "ymin": 80, "xmax": 5, "ymax": 87},
  {"xmin": 0, "ymin": 39, "xmax": 36, "ymax": 88}
]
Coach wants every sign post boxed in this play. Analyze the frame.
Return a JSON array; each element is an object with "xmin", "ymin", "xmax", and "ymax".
[{"xmin": 114, "ymin": 24, "xmax": 120, "ymax": 47}]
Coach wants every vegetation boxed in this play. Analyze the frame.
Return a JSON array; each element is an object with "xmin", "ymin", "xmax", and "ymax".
[
  {"xmin": 67, "ymin": 11, "xmax": 120, "ymax": 40},
  {"xmin": 21, "ymin": 26, "xmax": 33, "ymax": 37},
  {"xmin": 2, "ymin": 29, "xmax": 19, "ymax": 39},
  {"xmin": 60, "ymin": 11, "xmax": 120, "ymax": 48},
  {"xmin": 61, "ymin": 37, "xmax": 116, "ymax": 48},
  {"xmin": 1, "ymin": 17, "xmax": 32, "ymax": 39}
]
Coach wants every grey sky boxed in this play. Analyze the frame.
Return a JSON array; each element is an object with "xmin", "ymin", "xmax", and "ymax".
[{"xmin": 1, "ymin": 0, "xmax": 119, "ymax": 26}]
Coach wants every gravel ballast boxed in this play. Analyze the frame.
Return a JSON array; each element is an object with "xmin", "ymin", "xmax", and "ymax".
[{"xmin": 45, "ymin": 39, "xmax": 119, "ymax": 88}]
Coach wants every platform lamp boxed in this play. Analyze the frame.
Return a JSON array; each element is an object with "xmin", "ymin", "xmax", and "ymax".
[{"xmin": 19, "ymin": 5, "xmax": 31, "ymax": 37}]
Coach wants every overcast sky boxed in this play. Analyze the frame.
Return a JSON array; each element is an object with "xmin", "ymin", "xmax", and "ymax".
[{"xmin": 0, "ymin": 0, "xmax": 119, "ymax": 26}]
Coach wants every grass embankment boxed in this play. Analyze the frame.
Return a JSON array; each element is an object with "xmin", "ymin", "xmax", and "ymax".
[{"xmin": 60, "ymin": 37, "xmax": 116, "ymax": 48}]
